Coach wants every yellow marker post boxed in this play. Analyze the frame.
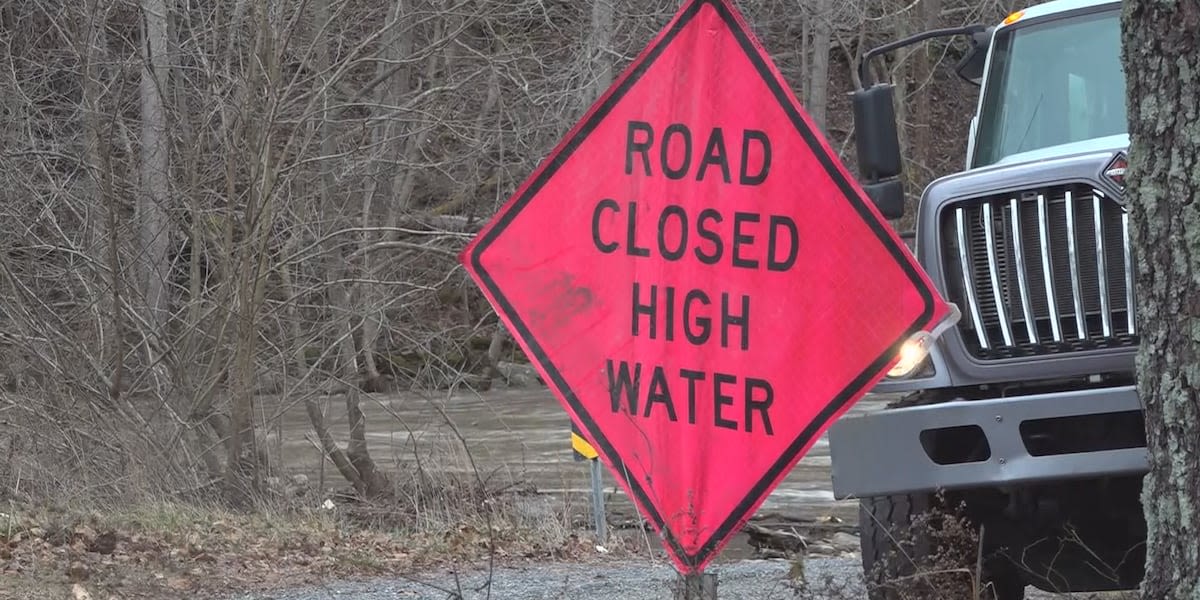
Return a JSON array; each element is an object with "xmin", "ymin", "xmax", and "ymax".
[
  {"xmin": 572, "ymin": 421, "xmax": 599, "ymax": 461},
  {"xmin": 571, "ymin": 421, "xmax": 606, "ymax": 544}
]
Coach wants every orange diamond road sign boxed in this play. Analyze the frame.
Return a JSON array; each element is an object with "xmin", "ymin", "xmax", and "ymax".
[{"xmin": 460, "ymin": 0, "xmax": 951, "ymax": 574}]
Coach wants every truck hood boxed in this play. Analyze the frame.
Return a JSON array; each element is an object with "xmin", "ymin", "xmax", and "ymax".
[
  {"xmin": 991, "ymin": 133, "xmax": 1129, "ymax": 169},
  {"xmin": 923, "ymin": 134, "xmax": 1129, "ymax": 210}
]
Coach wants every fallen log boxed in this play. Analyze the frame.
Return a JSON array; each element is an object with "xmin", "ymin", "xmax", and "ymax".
[{"xmin": 743, "ymin": 522, "xmax": 808, "ymax": 556}]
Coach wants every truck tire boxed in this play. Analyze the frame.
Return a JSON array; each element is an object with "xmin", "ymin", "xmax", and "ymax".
[{"xmin": 859, "ymin": 494, "xmax": 1024, "ymax": 600}]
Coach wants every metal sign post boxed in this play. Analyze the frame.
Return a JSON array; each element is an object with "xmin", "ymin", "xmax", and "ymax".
[
  {"xmin": 573, "ymin": 423, "xmax": 607, "ymax": 545},
  {"xmin": 673, "ymin": 572, "xmax": 718, "ymax": 600}
]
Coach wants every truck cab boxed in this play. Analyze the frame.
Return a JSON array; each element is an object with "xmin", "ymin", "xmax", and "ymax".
[{"xmin": 826, "ymin": 1, "xmax": 1146, "ymax": 598}]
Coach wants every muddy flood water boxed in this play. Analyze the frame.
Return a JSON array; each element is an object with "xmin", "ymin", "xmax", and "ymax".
[{"xmin": 269, "ymin": 386, "xmax": 894, "ymax": 541}]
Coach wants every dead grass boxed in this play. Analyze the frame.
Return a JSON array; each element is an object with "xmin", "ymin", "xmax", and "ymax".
[
  {"xmin": 863, "ymin": 503, "xmax": 990, "ymax": 600},
  {"xmin": 0, "ymin": 485, "xmax": 635, "ymax": 600},
  {"xmin": 0, "ymin": 422, "xmax": 649, "ymax": 600},
  {"xmin": 853, "ymin": 495, "xmax": 1144, "ymax": 600}
]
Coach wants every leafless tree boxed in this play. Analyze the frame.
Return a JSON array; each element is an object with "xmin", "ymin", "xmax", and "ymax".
[{"xmin": 0, "ymin": 0, "xmax": 1014, "ymax": 508}]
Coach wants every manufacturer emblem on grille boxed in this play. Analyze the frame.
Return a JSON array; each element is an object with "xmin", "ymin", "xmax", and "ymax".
[{"xmin": 1102, "ymin": 152, "xmax": 1127, "ymax": 190}]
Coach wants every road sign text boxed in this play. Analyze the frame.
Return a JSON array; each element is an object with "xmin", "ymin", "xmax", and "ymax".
[
  {"xmin": 606, "ymin": 359, "xmax": 774, "ymax": 434},
  {"xmin": 591, "ymin": 200, "xmax": 799, "ymax": 270},
  {"xmin": 592, "ymin": 120, "xmax": 802, "ymax": 436},
  {"xmin": 624, "ymin": 121, "xmax": 771, "ymax": 185}
]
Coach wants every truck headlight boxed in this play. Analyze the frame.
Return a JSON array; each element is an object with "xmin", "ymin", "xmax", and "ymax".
[
  {"xmin": 886, "ymin": 303, "xmax": 962, "ymax": 379},
  {"xmin": 887, "ymin": 332, "xmax": 933, "ymax": 378}
]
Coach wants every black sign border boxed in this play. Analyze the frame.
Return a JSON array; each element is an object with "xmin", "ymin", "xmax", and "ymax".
[{"xmin": 468, "ymin": 0, "xmax": 936, "ymax": 570}]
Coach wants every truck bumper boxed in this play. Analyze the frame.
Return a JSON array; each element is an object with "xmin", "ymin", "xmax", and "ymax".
[{"xmin": 828, "ymin": 385, "xmax": 1148, "ymax": 499}]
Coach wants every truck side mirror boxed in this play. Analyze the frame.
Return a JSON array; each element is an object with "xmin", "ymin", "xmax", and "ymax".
[
  {"xmin": 850, "ymin": 23, "xmax": 987, "ymax": 221},
  {"xmin": 852, "ymin": 84, "xmax": 903, "ymax": 180},
  {"xmin": 864, "ymin": 180, "xmax": 906, "ymax": 220},
  {"xmin": 954, "ymin": 27, "xmax": 993, "ymax": 85},
  {"xmin": 852, "ymin": 83, "xmax": 905, "ymax": 219}
]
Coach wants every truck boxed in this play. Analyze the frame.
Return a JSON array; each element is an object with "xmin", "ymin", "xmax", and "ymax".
[{"xmin": 826, "ymin": 0, "xmax": 1145, "ymax": 598}]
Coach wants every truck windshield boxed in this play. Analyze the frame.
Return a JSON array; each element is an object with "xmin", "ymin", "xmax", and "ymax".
[{"xmin": 971, "ymin": 8, "xmax": 1126, "ymax": 168}]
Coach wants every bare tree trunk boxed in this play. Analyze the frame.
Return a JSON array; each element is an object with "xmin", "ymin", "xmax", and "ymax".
[
  {"xmin": 139, "ymin": 0, "xmax": 171, "ymax": 350},
  {"xmin": 1122, "ymin": 1, "xmax": 1200, "ymax": 598},
  {"xmin": 314, "ymin": 0, "xmax": 388, "ymax": 498},
  {"xmin": 169, "ymin": 1, "xmax": 224, "ymax": 482},
  {"xmin": 355, "ymin": 0, "xmax": 414, "ymax": 390},
  {"xmin": 226, "ymin": 1, "xmax": 279, "ymax": 503},
  {"xmin": 588, "ymin": 0, "xmax": 614, "ymax": 103},
  {"xmin": 227, "ymin": 275, "xmax": 262, "ymax": 501},
  {"xmin": 79, "ymin": 0, "xmax": 123, "ymax": 406},
  {"xmin": 800, "ymin": 13, "xmax": 810, "ymax": 106},
  {"xmin": 330, "ymin": 277, "xmax": 389, "ymax": 497},
  {"xmin": 105, "ymin": 119, "xmax": 125, "ymax": 408},
  {"xmin": 189, "ymin": 0, "xmax": 250, "ymax": 469},
  {"xmin": 807, "ymin": 0, "xmax": 832, "ymax": 134},
  {"xmin": 891, "ymin": 2, "xmax": 910, "ymax": 159},
  {"xmin": 279, "ymin": 240, "xmax": 364, "ymax": 491},
  {"xmin": 909, "ymin": 0, "xmax": 939, "ymax": 175}
]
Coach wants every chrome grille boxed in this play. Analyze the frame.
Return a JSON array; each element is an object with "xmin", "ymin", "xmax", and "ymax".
[{"xmin": 941, "ymin": 183, "xmax": 1138, "ymax": 359}]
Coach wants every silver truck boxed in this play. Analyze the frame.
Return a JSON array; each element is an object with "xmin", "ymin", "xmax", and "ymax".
[{"xmin": 827, "ymin": 0, "xmax": 1145, "ymax": 598}]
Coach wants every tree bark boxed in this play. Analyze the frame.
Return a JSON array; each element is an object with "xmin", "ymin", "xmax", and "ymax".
[
  {"xmin": 1121, "ymin": 1, "xmax": 1200, "ymax": 598},
  {"xmin": 354, "ymin": 1, "xmax": 416, "ymax": 390},
  {"xmin": 139, "ymin": 0, "xmax": 171, "ymax": 345},
  {"xmin": 909, "ymin": 0, "xmax": 940, "ymax": 175},
  {"xmin": 225, "ymin": 0, "xmax": 279, "ymax": 503},
  {"xmin": 588, "ymin": 0, "xmax": 614, "ymax": 105},
  {"xmin": 807, "ymin": 0, "xmax": 832, "ymax": 134},
  {"xmin": 79, "ymin": 0, "xmax": 123, "ymax": 406},
  {"xmin": 278, "ymin": 239, "xmax": 364, "ymax": 493},
  {"xmin": 314, "ymin": 0, "xmax": 389, "ymax": 499},
  {"xmin": 800, "ymin": 15, "xmax": 810, "ymax": 105},
  {"xmin": 890, "ymin": 2, "xmax": 910, "ymax": 170},
  {"xmin": 330, "ymin": 275, "xmax": 390, "ymax": 497}
]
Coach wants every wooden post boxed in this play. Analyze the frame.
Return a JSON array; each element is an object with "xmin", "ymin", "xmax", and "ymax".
[{"xmin": 672, "ymin": 571, "xmax": 717, "ymax": 600}]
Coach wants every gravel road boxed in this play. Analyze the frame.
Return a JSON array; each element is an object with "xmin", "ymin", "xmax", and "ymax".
[
  {"xmin": 224, "ymin": 557, "xmax": 1129, "ymax": 600},
  {"xmin": 227, "ymin": 558, "xmax": 860, "ymax": 600}
]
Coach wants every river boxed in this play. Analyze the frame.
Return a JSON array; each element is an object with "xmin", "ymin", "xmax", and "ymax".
[{"xmin": 269, "ymin": 385, "xmax": 898, "ymax": 529}]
